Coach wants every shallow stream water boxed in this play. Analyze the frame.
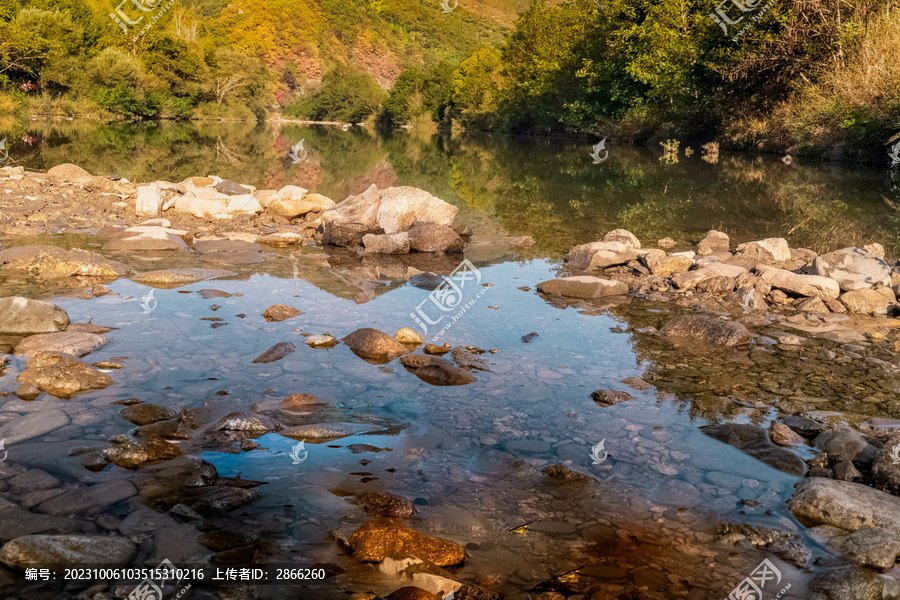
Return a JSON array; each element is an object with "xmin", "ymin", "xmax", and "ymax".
[{"xmin": 2, "ymin": 122, "xmax": 900, "ymax": 599}]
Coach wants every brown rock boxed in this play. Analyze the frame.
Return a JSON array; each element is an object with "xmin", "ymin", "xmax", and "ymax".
[
  {"xmin": 348, "ymin": 519, "xmax": 466, "ymax": 566},
  {"xmin": 407, "ymin": 222, "xmax": 465, "ymax": 253},
  {"xmin": 342, "ymin": 328, "xmax": 408, "ymax": 363},
  {"xmin": 697, "ymin": 230, "xmax": 730, "ymax": 256},
  {"xmin": 351, "ymin": 491, "xmax": 416, "ymax": 518},
  {"xmin": 0, "ymin": 246, "xmax": 132, "ymax": 280},
  {"xmin": 17, "ymin": 352, "xmax": 114, "ymax": 399},
  {"xmin": 414, "ymin": 364, "xmax": 477, "ymax": 386},
  {"xmin": 769, "ymin": 422, "xmax": 804, "ymax": 446},
  {"xmin": 839, "ymin": 288, "xmax": 892, "ymax": 313},
  {"xmin": 263, "ymin": 304, "xmax": 303, "ymax": 322},
  {"xmin": 649, "ymin": 255, "xmax": 693, "ymax": 277},
  {"xmin": 658, "ymin": 315, "xmax": 753, "ymax": 347},
  {"xmin": 282, "ymin": 393, "xmax": 325, "ymax": 409},
  {"xmin": 120, "ymin": 404, "xmax": 175, "ymax": 426},
  {"xmin": 591, "ymin": 389, "xmax": 635, "ymax": 407},
  {"xmin": 385, "ymin": 588, "xmax": 439, "ymax": 600},
  {"xmin": 47, "ymin": 163, "xmax": 93, "ymax": 183}
]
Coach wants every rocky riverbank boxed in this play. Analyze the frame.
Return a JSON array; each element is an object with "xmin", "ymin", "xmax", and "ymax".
[{"xmin": 2, "ymin": 163, "xmax": 900, "ymax": 599}]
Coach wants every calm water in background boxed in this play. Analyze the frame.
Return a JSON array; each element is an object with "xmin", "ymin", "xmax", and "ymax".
[
  {"xmin": 3, "ymin": 118, "xmax": 900, "ymax": 258},
  {"xmin": 2, "ymin": 119, "xmax": 900, "ymax": 597}
]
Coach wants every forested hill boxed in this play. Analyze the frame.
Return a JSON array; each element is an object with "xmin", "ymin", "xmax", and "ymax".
[{"xmin": 0, "ymin": 0, "xmax": 528, "ymax": 119}]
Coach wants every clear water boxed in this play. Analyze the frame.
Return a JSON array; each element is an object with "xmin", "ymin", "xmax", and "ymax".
[{"xmin": 2, "ymin": 121, "xmax": 900, "ymax": 599}]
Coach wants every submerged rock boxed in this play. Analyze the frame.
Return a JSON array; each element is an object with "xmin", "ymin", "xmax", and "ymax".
[
  {"xmin": 343, "ymin": 328, "xmax": 408, "ymax": 363},
  {"xmin": 0, "ymin": 297, "xmax": 69, "ymax": 335},
  {"xmin": 0, "ymin": 535, "xmax": 135, "ymax": 569},
  {"xmin": 251, "ymin": 341, "xmax": 297, "ymax": 363},
  {"xmin": 590, "ymin": 389, "xmax": 635, "ymax": 407},
  {"xmin": 306, "ymin": 334, "xmax": 339, "ymax": 348},
  {"xmin": 263, "ymin": 304, "xmax": 303, "ymax": 322},
  {"xmin": 414, "ymin": 364, "xmax": 477, "ymax": 386},
  {"xmin": 105, "ymin": 435, "xmax": 182, "ymax": 469},
  {"xmin": 348, "ymin": 519, "xmax": 466, "ymax": 566},
  {"xmin": 536, "ymin": 276, "xmax": 628, "ymax": 298},
  {"xmin": 363, "ymin": 232, "xmax": 411, "ymax": 254},
  {"xmin": 281, "ymin": 393, "xmax": 326, "ymax": 409},
  {"xmin": 210, "ymin": 412, "xmax": 283, "ymax": 433},
  {"xmin": 399, "ymin": 354, "xmax": 453, "ymax": 370},
  {"xmin": 542, "ymin": 464, "xmax": 592, "ymax": 483},
  {"xmin": 120, "ymin": 404, "xmax": 176, "ymax": 426},
  {"xmin": 702, "ymin": 423, "xmax": 807, "ymax": 475},
  {"xmin": 0, "ymin": 245, "xmax": 132, "ymax": 280},
  {"xmin": 350, "ymin": 491, "xmax": 416, "ymax": 518},
  {"xmin": 15, "ymin": 332, "xmax": 111, "ymax": 359},
  {"xmin": 281, "ymin": 423, "xmax": 377, "ymax": 443},
  {"xmin": 658, "ymin": 315, "xmax": 753, "ymax": 347},
  {"xmin": 17, "ymin": 352, "xmax": 114, "ymax": 398},
  {"xmin": 131, "ymin": 268, "xmax": 235, "ymax": 288},
  {"xmin": 810, "ymin": 247, "xmax": 892, "ymax": 291},
  {"xmin": 103, "ymin": 226, "xmax": 190, "ymax": 252},
  {"xmin": 0, "ymin": 409, "xmax": 70, "ymax": 444}
]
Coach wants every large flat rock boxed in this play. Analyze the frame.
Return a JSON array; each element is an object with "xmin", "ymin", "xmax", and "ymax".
[
  {"xmin": 537, "ymin": 276, "xmax": 628, "ymax": 298},
  {"xmin": 757, "ymin": 264, "xmax": 840, "ymax": 299},
  {"xmin": 789, "ymin": 478, "xmax": 900, "ymax": 535},
  {"xmin": 0, "ymin": 297, "xmax": 69, "ymax": 335}
]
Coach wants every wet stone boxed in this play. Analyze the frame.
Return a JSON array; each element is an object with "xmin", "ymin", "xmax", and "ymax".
[
  {"xmin": 350, "ymin": 491, "xmax": 416, "ymax": 517},
  {"xmin": 198, "ymin": 530, "xmax": 256, "ymax": 552},
  {"xmin": 263, "ymin": 304, "xmax": 303, "ymax": 322},
  {"xmin": 591, "ymin": 389, "xmax": 635, "ymax": 407},
  {"xmin": 120, "ymin": 404, "xmax": 175, "ymax": 426},
  {"xmin": 348, "ymin": 519, "xmax": 466, "ymax": 566}
]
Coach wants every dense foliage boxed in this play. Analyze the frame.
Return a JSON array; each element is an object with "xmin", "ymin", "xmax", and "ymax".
[{"xmin": 1, "ymin": 0, "xmax": 898, "ymax": 161}]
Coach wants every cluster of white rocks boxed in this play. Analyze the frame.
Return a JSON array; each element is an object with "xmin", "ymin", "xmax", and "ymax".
[{"xmin": 541, "ymin": 228, "xmax": 897, "ymax": 315}]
